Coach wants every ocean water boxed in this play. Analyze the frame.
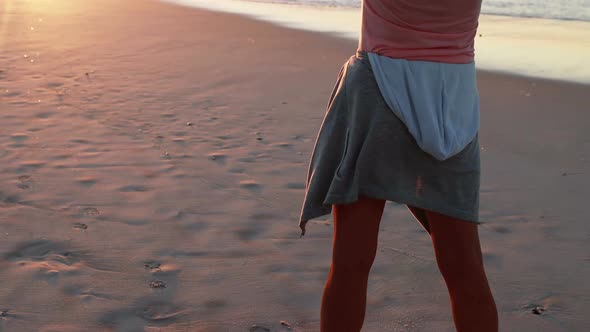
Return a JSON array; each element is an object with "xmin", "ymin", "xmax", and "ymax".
[
  {"xmin": 164, "ymin": 0, "xmax": 590, "ymax": 83},
  {"xmin": 242, "ymin": 0, "xmax": 590, "ymax": 22}
]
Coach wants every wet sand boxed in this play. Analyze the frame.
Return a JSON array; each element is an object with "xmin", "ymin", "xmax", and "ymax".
[{"xmin": 0, "ymin": 0, "xmax": 589, "ymax": 331}]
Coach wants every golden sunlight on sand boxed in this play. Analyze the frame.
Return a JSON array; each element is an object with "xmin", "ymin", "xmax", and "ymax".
[
  {"xmin": 2, "ymin": 0, "xmax": 84, "ymax": 21},
  {"xmin": 1, "ymin": 0, "xmax": 589, "ymax": 330}
]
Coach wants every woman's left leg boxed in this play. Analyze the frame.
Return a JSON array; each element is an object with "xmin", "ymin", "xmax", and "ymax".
[{"xmin": 423, "ymin": 208, "xmax": 498, "ymax": 332}]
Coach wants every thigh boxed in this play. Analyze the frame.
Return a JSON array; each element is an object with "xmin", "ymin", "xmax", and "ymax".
[
  {"xmin": 332, "ymin": 196, "xmax": 386, "ymax": 266},
  {"xmin": 425, "ymin": 210, "xmax": 485, "ymax": 276}
]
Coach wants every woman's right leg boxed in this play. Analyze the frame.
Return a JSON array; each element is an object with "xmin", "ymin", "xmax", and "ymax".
[{"xmin": 321, "ymin": 196, "xmax": 386, "ymax": 332}]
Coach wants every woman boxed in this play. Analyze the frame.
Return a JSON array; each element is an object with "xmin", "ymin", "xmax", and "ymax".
[{"xmin": 299, "ymin": 1, "xmax": 498, "ymax": 331}]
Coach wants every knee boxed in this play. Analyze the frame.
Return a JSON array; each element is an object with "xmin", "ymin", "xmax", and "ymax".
[
  {"xmin": 331, "ymin": 249, "xmax": 377, "ymax": 276},
  {"xmin": 427, "ymin": 212, "xmax": 485, "ymax": 285},
  {"xmin": 434, "ymin": 245, "xmax": 485, "ymax": 286}
]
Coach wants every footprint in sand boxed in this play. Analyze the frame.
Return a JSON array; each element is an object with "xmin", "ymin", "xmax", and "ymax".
[
  {"xmin": 239, "ymin": 179, "xmax": 262, "ymax": 192},
  {"xmin": 237, "ymin": 156, "xmax": 258, "ymax": 163},
  {"xmin": 99, "ymin": 298, "xmax": 188, "ymax": 330},
  {"xmin": 10, "ymin": 133, "xmax": 29, "ymax": 144},
  {"xmin": 46, "ymin": 81, "xmax": 64, "ymax": 88},
  {"xmin": 75, "ymin": 176, "xmax": 98, "ymax": 187},
  {"xmin": 234, "ymin": 223, "xmax": 267, "ymax": 242},
  {"xmin": 52, "ymin": 153, "xmax": 73, "ymax": 160},
  {"xmin": 99, "ymin": 296, "xmax": 188, "ymax": 331},
  {"xmin": 234, "ymin": 227, "xmax": 260, "ymax": 242},
  {"xmin": 34, "ymin": 111, "xmax": 55, "ymax": 119},
  {"xmin": 81, "ymin": 207, "xmax": 100, "ymax": 216},
  {"xmin": 0, "ymin": 309, "xmax": 24, "ymax": 324},
  {"xmin": 160, "ymin": 112, "xmax": 176, "ymax": 119},
  {"xmin": 524, "ymin": 295, "xmax": 567, "ymax": 316},
  {"xmin": 144, "ymin": 261, "xmax": 162, "ymax": 272},
  {"xmin": 149, "ymin": 280, "xmax": 167, "ymax": 289},
  {"xmin": 271, "ymin": 142, "xmax": 293, "ymax": 148},
  {"xmin": 172, "ymin": 137, "xmax": 185, "ymax": 144},
  {"xmin": 138, "ymin": 301, "xmax": 186, "ymax": 322},
  {"xmin": 0, "ymin": 191, "xmax": 21, "ymax": 205},
  {"xmin": 143, "ymin": 260, "xmax": 180, "ymax": 276},
  {"xmin": 72, "ymin": 223, "xmax": 88, "ymax": 231},
  {"xmin": 142, "ymin": 260, "xmax": 181, "ymax": 299},
  {"xmin": 4, "ymin": 90, "xmax": 22, "ymax": 97},
  {"xmin": 118, "ymin": 185, "xmax": 150, "ymax": 192},
  {"xmin": 4, "ymin": 240, "xmax": 67, "ymax": 261},
  {"xmin": 62, "ymin": 284, "xmax": 114, "ymax": 303},
  {"xmin": 17, "ymin": 160, "xmax": 46, "ymax": 172},
  {"xmin": 228, "ymin": 167, "xmax": 246, "ymax": 174},
  {"xmin": 208, "ymin": 152, "xmax": 227, "ymax": 164},
  {"xmin": 17, "ymin": 175, "xmax": 35, "ymax": 190},
  {"xmin": 70, "ymin": 138, "xmax": 91, "ymax": 145},
  {"xmin": 3, "ymin": 240, "xmax": 86, "ymax": 281}
]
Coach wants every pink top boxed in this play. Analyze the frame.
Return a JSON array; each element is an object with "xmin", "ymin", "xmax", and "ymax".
[{"xmin": 359, "ymin": 0, "xmax": 482, "ymax": 64}]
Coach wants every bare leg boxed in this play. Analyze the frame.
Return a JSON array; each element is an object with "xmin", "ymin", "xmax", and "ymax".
[
  {"xmin": 425, "ymin": 209, "xmax": 498, "ymax": 332},
  {"xmin": 320, "ymin": 196, "xmax": 386, "ymax": 332}
]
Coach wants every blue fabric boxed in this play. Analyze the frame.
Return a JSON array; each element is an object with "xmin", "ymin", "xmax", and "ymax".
[{"xmin": 367, "ymin": 52, "xmax": 480, "ymax": 161}]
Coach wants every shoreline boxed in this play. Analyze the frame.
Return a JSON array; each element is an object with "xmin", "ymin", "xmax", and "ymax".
[
  {"xmin": 163, "ymin": 0, "xmax": 590, "ymax": 85},
  {"xmin": 1, "ymin": 0, "xmax": 589, "ymax": 331}
]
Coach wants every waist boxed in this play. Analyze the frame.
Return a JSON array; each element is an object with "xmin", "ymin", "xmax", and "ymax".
[{"xmin": 359, "ymin": 2, "xmax": 479, "ymax": 64}]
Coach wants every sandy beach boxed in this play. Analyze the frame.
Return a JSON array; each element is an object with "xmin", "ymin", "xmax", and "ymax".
[{"xmin": 1, "ymin": 0, "xmax": 589, "ymax": 331}]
